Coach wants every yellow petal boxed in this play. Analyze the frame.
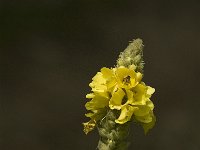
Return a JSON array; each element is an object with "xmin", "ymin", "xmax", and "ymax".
[
  {"xmin": 147, "ymin": 86, "xmax": 155, "ymax": 98},
  {"xmin": 128, "ymin": 64, "xmax": 136, "ymax": 70},
  {"xmin": 101, "ymin": 68, "xmax": 117, "ymax": 91},
  {"xmin": 146, "ymin": 99, "xmax": 154, "ymax": 110},
  {"xmin": 86, "ymin": 93, "xmax": 95, "ymax": 99},
  {"xmin": 101, "ymin": 67, "xmax": 113, "ymax": 79},
  {"xmin": 109, "ymin": 88, "xmax": 125, "ymax": 110},
  {"xmin": 132, "ymin": 83, "xmax": 147, "ymax": 105},
  {"xmin": 136, "ymin": 72, "xmax": 143, "ymax": 83},
  {"xmin": 115, "ymin": 105, "xmax": 138, "ymax": 124},
  {"xmin": 125, "ymin": 89, "xmax": 135, "ymax": 105},
  {"xmin": 107, "ymin": 80, "xmax": 117, "ymax": 92},
  {"xmin": 130, "ymin": 78, "xmax": 136, "ymax": 87},
  {"xmin": 85, "ymin": 94, "xmax": 109, "ymax": 111},
  {"xmin": 89, "ymin": 72, "xmax": 107, "ymax": 92},
  {"xmin": 92, "ymin": 72, "xmax": 106, "ymax": 84}
]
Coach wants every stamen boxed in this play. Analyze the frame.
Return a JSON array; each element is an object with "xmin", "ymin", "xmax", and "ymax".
[{"xmin": 123, "ymin": 76, "xmax": 131, "ymax": 85}]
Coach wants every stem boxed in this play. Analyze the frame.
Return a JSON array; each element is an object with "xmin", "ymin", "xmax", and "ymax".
[{"xmin": 97, "ymin": 110, "xmax": 130, "ymax": 150}]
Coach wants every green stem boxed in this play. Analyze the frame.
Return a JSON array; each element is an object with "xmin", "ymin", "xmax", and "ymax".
[{"xmin": 97, "ymin": 110, "xmax": 130, "ymax": 150}]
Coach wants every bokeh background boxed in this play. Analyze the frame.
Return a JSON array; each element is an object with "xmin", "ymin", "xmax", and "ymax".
[{"xmin": 0, "ymin": 0, "xmax": 200, "ymax": 150}]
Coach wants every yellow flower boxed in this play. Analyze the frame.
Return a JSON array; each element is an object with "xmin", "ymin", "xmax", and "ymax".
[
  {"xmin": 114, "ymin": 82, "xmax": 155, "ymax": 129},
  {"xmin": 84, "ymin": 66, "xmax": 155, "ymax": 134},
  {"xmin": 115, "ymin": 66, "xmax": 142, "ymax": 89}
]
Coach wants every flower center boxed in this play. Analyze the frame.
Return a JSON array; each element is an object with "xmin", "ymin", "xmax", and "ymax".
[{"xmin": 123, "ymin": 76, "xmax": 131, "ymax": 85}]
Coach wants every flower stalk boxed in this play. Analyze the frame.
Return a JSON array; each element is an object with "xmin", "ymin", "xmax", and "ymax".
[{"xmin": 97, "ymin": 110, "xmax": 130, "ymax": 150}]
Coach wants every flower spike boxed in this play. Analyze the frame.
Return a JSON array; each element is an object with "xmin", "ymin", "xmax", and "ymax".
[{"xmin": 83, "ymin": 39, "xmax": 156, "ymax": 150}]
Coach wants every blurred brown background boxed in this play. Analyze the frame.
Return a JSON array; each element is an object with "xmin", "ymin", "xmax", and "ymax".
[{"xmin": 0, "ymin": 0, "xmax": 200, "ymax": 150}]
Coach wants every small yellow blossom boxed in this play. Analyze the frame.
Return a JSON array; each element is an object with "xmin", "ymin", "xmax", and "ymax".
[
  {"xmin": 83, "ymin": 120, "xmax": 96, "ymax": 134},
  {"xmin": 114, "ymin": 83, "xmax": 155, "ymax": 127},
  {"xmin": 115, "ymin": 67, "xmax": 142, "ymax": 89}
]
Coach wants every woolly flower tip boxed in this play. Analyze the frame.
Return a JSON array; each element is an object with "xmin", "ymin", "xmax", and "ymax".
[
  {"xmin": 117, "ymin": 38, "xmax": 144, "ymax": 73},
  {"xmin": 83, "ymin": 66, "xmax": 155, "ymax": 134}
]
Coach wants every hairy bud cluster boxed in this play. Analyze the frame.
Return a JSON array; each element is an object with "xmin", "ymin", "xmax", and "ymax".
[{"xmin": 117, "ymin": 39, "xmax": 144, "ymax": 73}]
